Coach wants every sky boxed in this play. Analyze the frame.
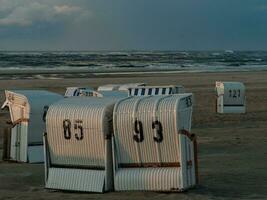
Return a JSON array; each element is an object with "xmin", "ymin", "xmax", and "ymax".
[{"xmin": 0, "ymin": 0, "xmax": 267, "ymax": 51}]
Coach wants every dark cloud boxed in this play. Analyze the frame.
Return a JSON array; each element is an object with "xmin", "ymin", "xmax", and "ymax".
[{"xmin": 0, "ymin": 0, "xmax": 267, "ymax": 50}]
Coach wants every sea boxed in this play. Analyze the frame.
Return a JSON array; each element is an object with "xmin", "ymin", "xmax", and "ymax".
[{"xmin": 0, "ymin": 50, "xmax": 267, "ymax": 79}]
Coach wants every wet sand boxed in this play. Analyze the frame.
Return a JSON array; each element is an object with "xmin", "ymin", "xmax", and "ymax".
[{"xmin": 0, "ymin": 71, "xmax": 266, "ymax": 200}]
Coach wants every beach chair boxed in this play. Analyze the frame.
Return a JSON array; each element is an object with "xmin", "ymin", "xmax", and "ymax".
[
  {"xmin": 65, "ymin": 86, "xmax": 128, "ymax": 98},
  {"xmin": 97, "ymin": 83, "xmax": 146, "ymax": 91},
  {"xmin": 127, "ymin": 85, "xmax": 185, "ymax": 96},
  {"xmin": 44, "ymin": 97, "xmax": 119, "ymax": 192},
  {"xmin": 215, "ymin": 81, "xmax": 246, "ymax": 113},
  {"xmin": 112, "ymin": 94, "xmax": 198, "ymax": 191},
  {"xmin": 65, "ymin": 87, "xmax": 102, "ymax": 97},
  {"xmin": 1, "ymin": 90, "xmax": 62, "ymax": 163}
]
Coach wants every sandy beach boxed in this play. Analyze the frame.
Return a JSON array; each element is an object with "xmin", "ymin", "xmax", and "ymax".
[{"xmin": 0, "ymin": 71, "xmax": 266, "ymax": 200}]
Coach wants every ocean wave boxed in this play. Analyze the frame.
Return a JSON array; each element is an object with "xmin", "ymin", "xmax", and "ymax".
[{"xmin": 0, "ymin": 51, "xmax": 267, "ymax": 73}]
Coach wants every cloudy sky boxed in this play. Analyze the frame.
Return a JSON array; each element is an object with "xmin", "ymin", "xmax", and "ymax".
[{"xmin": 0, "ymin": 0, "xmax": 267, "ymax": 51}]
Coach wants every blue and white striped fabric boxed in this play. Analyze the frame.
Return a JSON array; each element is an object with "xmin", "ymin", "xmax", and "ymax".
[{"xmin": 128, "ymin": 85, "xmax": 184, "ymax": 96}]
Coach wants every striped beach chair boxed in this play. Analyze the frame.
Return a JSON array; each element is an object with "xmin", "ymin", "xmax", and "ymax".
[{"xmin": 128, "ymin": 85, "xmax": 185, "ymax": 96}]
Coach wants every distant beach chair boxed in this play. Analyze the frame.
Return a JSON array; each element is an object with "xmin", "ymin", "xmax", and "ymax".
[
  {"xmin": 65, "ymin": 87, "xmax": 102, "ymax": 97},
  {"xmin": 215, "ymin": 81, "xmax": 246, "ymax": 113},
  {"xmin": 97, "ymin": 83, "xmax": 146, "ymax": 91},
  {"xmin": 64, "ymin": 87, "xmax": 128, "ymax": 98},
  {"xmin": 1, "ymin": 90, "xmax": 62, "ymax": 163},
  {"xmin": 128, "ymin": 85, "xmax": 185, "ymax": 96},
  {"xmin": 112, "ymin": 94, "xmax": 198, "ymax": 191},
  {"xmin": 66, "ymin": 84, "xmax": 185, "ymax": 99}
]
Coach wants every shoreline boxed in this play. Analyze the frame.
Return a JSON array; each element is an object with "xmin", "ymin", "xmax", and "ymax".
[
  {"xmin": 1, "ymin": 69, "xmax": 267, "ymax": 80},
  {"xmin": 1, "ymin": 67, "xmax": 267, "ymax": 75}
]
